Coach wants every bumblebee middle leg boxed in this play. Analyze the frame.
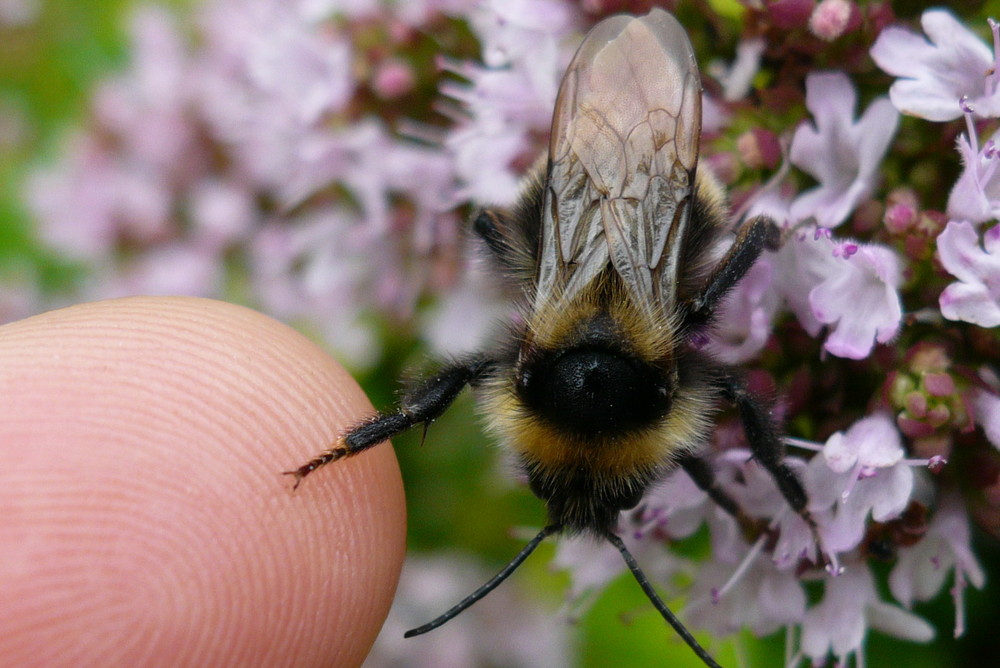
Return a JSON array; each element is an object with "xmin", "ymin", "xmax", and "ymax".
[
  {"xmin": 678, "ymin": 453, "xmax": 766, "ymax": 538},
  {"xmin": 286, "ymin": 356, "xmax": 494, "ymax": 487}
]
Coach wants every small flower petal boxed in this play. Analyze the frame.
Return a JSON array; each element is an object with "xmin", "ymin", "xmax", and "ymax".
[
  {"xmin": 822, "ymin": 412, "xmax": 905, "ymax": 473},
  {"xmin": 973, "ymin": 389, "xmax": 1000, "ymax": 449},
  {"xmin": 937, "ymin": 220, "xmax": 1000, "ymax": 327},
  {"xmin": 789, "ymin": 72, "xmax": 899, "ymax": 229},
  {"xmin": 802, "ymin": 564, "xmax": 933, "ymax": 665},
  {"xmin": 810, "ymin": 243, "xmax": 903, "ymax": 359},
  {"xmin": 946, "ymin": 127, "xmax": 1000, "ymax": 224},
  {"xmin": 871, "ymin": 9, "xmax": 1000, "ymax": 121},
  {"xmin": 889, "ymin": 492, "xmax": 985, "ymax": 638}
]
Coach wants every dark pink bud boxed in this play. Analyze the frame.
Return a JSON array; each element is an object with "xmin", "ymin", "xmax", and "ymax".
[
  {"xmin": 809, "ymin": 0, "xmax": 857, "ymax": 41},
  {"xmin": 768, "ymin": 0, "xmax": 817, "ymax": 30},
  {"xmin": 884, "ymin": 203, "xmax": 916, "ymax": 233},
  {"xmin": 905, "ymin": 392, "xmax": 928, "ymax": 418},
  {"xmin": 924, "ymin": 372, "xmax": 955, "ymax": 397},
  {"xmin": 898, "ymin": 415, "xmax": 936, "ymax": 439}
]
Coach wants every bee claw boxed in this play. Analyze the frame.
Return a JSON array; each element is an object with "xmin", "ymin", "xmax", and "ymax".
[
  {"xmin": 283, "ymin": 448, "xmax": 350, "ymax": 490},
  {"xmin": 801, "ymin": 513, "xmax": 841, "ymax": 575},
  {"xmin": 282, "ymin": 468, "xmax": 308, "ymax": 490}
]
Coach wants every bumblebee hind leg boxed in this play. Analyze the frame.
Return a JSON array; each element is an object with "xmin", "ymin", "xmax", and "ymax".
[
  {"xmin": 719, "ymin": 373, "xmax": 830, "ymax": 566},
  {"xmin": 719, "ymin": 375, "xmax": 807, "ymax": 512}
]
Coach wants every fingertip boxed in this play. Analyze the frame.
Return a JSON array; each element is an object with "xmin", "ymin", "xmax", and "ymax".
[{"xmin": 0, "ymin": 297, "xmax": 406, "ymax": 667}]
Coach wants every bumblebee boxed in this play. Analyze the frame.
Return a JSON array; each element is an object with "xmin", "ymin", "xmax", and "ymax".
[{"xmin": 288, "ymin": 9, "xmax": 819, "ymax": 668}]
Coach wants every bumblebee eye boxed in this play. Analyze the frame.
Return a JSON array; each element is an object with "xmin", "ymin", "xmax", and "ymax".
[
  {"xmin": 473, "ymin": 209, "xmax": 507, "ymax": 258},
  {"xmin": 519, "ymin": 347, "xmax": 669, "ymax": 436}
]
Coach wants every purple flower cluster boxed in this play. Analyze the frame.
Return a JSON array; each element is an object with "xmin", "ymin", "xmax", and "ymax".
[
  {"xmin": 366, "ymin": 553, "xmax": 574, "ymax": 668},
  {"xmin": 26, "ymin": 1, "xmax": 469, "ymax": 365},
  {"xmin": 19, "ymin": 1, "xmax": 1000, "ymax": 665}
]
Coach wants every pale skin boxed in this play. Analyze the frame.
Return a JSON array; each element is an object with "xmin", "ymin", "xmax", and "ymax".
[{"xmin": 0, "ymin": 296, "xmax": 406, "ymax": 668}]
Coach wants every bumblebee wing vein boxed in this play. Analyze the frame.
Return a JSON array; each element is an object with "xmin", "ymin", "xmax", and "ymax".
[
  {"xmin": 602, "ymin": 198, "xmax": 654, "ymax": 306},
  {"xmin": 536, "ymin": 10, "xmax": 702, "ymax": 315},
  {"xmin": 537, "ymin": 157, "xmax": 609, "ymax": 306}
]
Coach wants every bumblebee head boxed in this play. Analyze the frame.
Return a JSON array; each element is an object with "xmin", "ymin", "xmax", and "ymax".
[{"xmin": 517, "ymin": 344, "xmax": 671, "ymax": 437}]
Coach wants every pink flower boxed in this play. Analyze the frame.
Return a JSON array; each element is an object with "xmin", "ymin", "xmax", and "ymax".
[
  {"xmin": 186, "ymin": 178, "xmax": 258, "ymax": 250},
  {"xmin": 715, "ymin": 37, "xmax": 766, "ymax": 102},
  {"xmin": 368, "ymin": 554, "xmax": 574, "ymax": 668},
  {"xmin": 472, "ymin": 0, "xmax": 577, "ymax": 70},
  {"xmin": 822, "ymin": 412, "xmax": 903, "ymax": 471},
  {"xmin": 871, "ymin": 10, "xmax": 1000, "ymax": 121},
  {"xmin": 26, "ymin": 133, "xmax": 175, "ymax": 260},
  {"xmin": 250, "ymin": 208, "xmax": 380, "ymax": 367},
  {"xmin": 758, "ymin": 199, "xmax": 832, "ymax": 336},
  {"xmin": 0, "ymin": 0, "xmax": 39, "ymax": 26},
  {"xmin": 97, "ymin": 244, "xmax": 223, "ymax": 300},
  {"xmin": 373, "ymin": 59, "xmax": 416, "ymax": 99},
  {"xmin": 711, "ymin": 449, "xmax": 827, "ymax": 569},
  {"xmin": 195, "ymin": 0, "xmax": 357, "ymax": 200},
  {"xmin": 296, "ymin": 0, "xmax": 382, "ymax": 22},
  {"xmin": 26, "ymin": 8, "xmax": 196, "ymax": 262},
  {"xmin": 553, "ymin": 528, "xmax": 686, "ymax": 612},
  {"xmin": 889, "ymin": 492, "xmax": 985, "ymax": 637},
  {"xmin": 807, "ymin": 413, "xmax": 914, "ymax": 552},
  {"xmin": 686, "ymin": 552, "xmax": 806, "ymax": 638},
  {"xmin": 391, "ymin": 0, "xmax": 475, "ymax": 27},
  {"xmin": 946, "ymin": 120, "xmax": 1000, "ymax": 224},
  {"xmin": 752, "ymin": 172, "xmax": 902, "ymax": 359},
  {"xmin": 972, "ymin": 389, "xmax": 1000, "ymax": 449},
  {"xmin": 93, "ymin": 6, "xmax": 196, "ymax": 170},
  {"xmin": 442, "ymin": 0, "xmax": 580, "ymax": 205},
  {"xmin": 789, "ymin": 72, "xmax": 899, "ymax": 229},
  {"xmin": 553, "ymin": 535, "xmax": 632, "ymax": 603},
  {"xmin": 810, "ymin": 242, "xmax": 903, "ymax": 359},
  {"xmin": 937, "ymin": 220, "xmax": 1000, "ymax": 327},
  {"xmin": 798, "ymin": 564, "xmax": 934, "ymax": 666},
  {"xmin": 775, "ymin": 231, "xmax": 902, "ymax": 359},
  {"xmin": 639, "ymin": 468, "xmax": 717, "ymax": 541},
  {"xmin": 421, "ymin": 262, "xmax": 513, "ymax": 357}
]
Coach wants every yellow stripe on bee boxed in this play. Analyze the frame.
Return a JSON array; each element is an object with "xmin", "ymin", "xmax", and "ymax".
[
  {"xmin": 480, "ymin": 377, "xmax": 715, "ymax": 478},
  {"xmin": 525, "ymin": 271, "xmax": 680, "ymax": 364}
]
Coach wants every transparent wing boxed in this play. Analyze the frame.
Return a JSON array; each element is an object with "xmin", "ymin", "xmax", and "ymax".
[{"xmin": 536, "ymin": 9, "xmax": 702, "ymax": 316}]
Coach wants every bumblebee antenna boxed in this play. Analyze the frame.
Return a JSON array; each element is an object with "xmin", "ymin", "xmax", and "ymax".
[
  {"xmin": 603, "ymin": 532, "xmax": 723, "ymax": 668},
  {"xmin": 404, "ymin": 524, "xmax": 561, "ymax": 638}
]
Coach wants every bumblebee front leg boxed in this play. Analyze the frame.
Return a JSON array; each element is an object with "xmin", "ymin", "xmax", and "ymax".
[
  {"xmin": 285, "ymin": 356, "xmax": 494, "ymax": 488},
  {"xmin": 686, "ymin": 215, "xmax": 779, "ymax": 328}
]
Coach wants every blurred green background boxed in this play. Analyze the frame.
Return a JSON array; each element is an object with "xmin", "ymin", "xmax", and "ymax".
[{"xmin": 3, "ymin": 1, "xmax": 1000, "ymax": 666}]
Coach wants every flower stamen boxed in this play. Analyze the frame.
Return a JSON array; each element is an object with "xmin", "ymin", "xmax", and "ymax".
[
  {"xmin": 988, "ymin": 18, "xmax": 1000, "ymax": 97},
  {"xmin": 712, "ymin": 531, "xmax": 768, "ymax": 604}
]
